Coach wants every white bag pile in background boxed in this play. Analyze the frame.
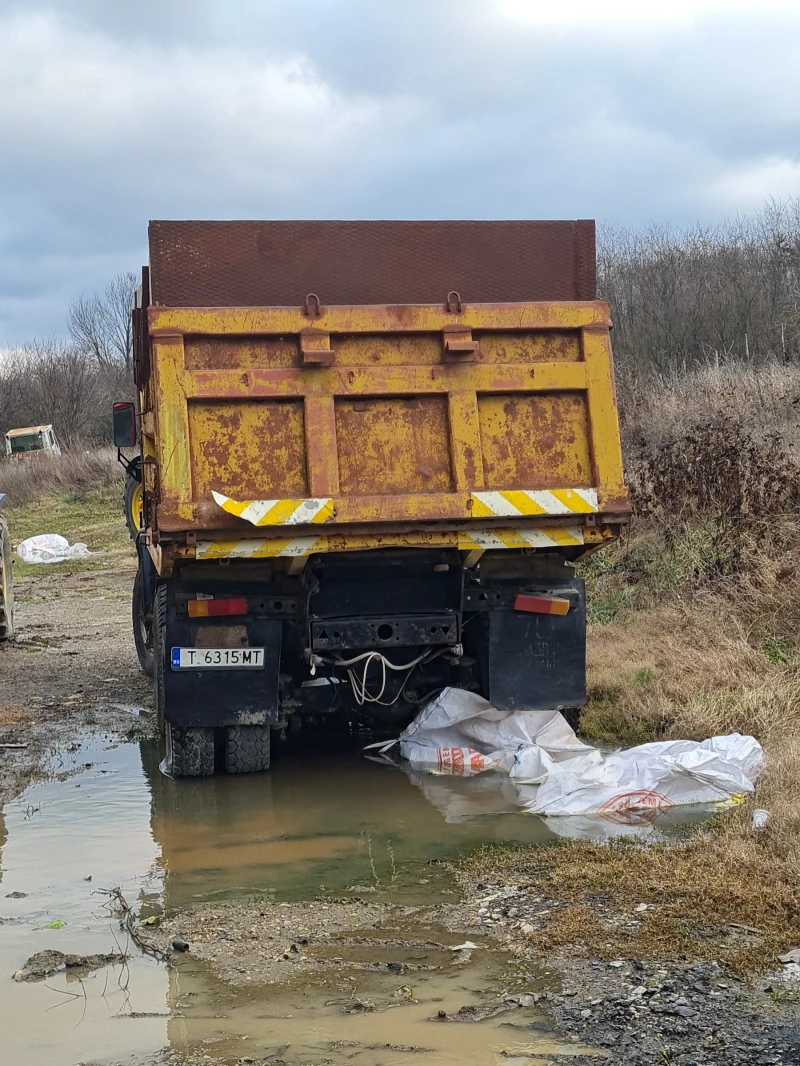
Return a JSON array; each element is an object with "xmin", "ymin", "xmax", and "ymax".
[
  {"xmin": 398, "ymin": 687, "xmax": 765, "ymax": 817},
  {"xmin": 16, "ymin": 534, "xmax": 92, "ymax": 564}
]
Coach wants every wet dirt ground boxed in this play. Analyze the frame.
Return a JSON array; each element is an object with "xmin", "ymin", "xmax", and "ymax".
[{"xmin": 2, "ymin": 565, "xmax": 800, "ymax": 1065}]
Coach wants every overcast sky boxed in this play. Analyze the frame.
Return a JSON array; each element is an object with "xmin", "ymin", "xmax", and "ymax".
[{"xmin": 1, "ymin": 0, "xmax": 799, "ymax": 345}]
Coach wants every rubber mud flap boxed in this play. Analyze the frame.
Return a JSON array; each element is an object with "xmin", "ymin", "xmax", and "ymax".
[
  {"xmin": 168, "ymin": 724, "xmax": 215, "ymax": 778},
  {"xmin": 225, "ymin": 725, "xmax": 271, "ymax": 774}
]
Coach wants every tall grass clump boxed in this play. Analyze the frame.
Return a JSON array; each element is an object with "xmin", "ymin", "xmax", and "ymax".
[{"xmin": 0, "ymin": 448, "xmax": 122, "ymax": 509}]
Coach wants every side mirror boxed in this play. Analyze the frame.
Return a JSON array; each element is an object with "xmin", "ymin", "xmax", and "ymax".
[{"xmin": 112, "ymin": 402, "xmax": 137, "ymax": 448}]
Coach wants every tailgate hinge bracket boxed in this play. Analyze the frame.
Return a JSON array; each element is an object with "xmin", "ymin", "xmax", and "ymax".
[
  {"xmin": 300, "ymin": 328, "xmax": 335, "ymax": 367},
  {"xmin": 442, "ymin": 324, "xmax": 479, "ymax": 363}
]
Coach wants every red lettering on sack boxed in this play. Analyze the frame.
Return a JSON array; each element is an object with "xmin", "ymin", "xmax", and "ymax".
[{"xmin": 597, "ymin": 790, "xmax": 675, "ymax": 825}]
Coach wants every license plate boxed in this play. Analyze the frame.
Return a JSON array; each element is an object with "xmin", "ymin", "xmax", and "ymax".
[{"xmin": 171, "ymin": 647, "xmax": 265, "ymax": 670}]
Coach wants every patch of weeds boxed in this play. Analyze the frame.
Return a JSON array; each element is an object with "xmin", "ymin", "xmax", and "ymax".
[
  {"xmin": 765, "ymin": 636, "xmax": 794, "ymax": 666},
  {"xmin": 579, "ymin": 687, "xmax": 667, "ymax": 745},
  {"xmin": 65, "ymin": 487, "xmax": 90, "ymax": 505},
  {"xmin": 771, "ymin": 988, "xmax": 799, "ymax": 1004},
  {"xmin": 460, "ymin": 832, "xmax": 800, "ymax": 976},
  {"xmin": 587, "ymin": 585, "xmax": 638, "ymax": 625},
  {"xmin": 632, "ymin": 667, "xmax": 655, "ymax": 685}
]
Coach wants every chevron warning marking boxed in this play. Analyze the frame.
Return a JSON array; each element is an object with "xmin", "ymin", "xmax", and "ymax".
[
  {"xmin": 196, "ymin": 525, "xmax": 585, "ymax": 560},
  {"xmin": 212, "ymin": 491, "xmax": 334, "ymax": 527},
  {"xmin": 196, "ymin": 536, "xmax": 324, "ymax": 560},
  {"xmin": 470, "ymin": 488, "xmax": 598, "ymax": 518},
  {"xmin": 457, "ymin": 526, "xmax": 585, "ymax": 550}
]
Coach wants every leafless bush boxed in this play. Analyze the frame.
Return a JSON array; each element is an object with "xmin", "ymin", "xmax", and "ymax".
[
  {"xmin": 628, "ymin": 419, "xmax": 800, "ymax": 519},
  {"xmin": 601, "ymin": 200, "xmax": 800, "ymax": 377},
  {"xmin": 619, "ymin": 361, "xmax": 800, "ymax": 580},
  {"xmin": 0, "ymin": 448, "xmax": 122, "ymax": 508}
]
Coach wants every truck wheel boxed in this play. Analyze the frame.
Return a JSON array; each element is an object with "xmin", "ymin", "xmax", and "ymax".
[
  {"xmin": 124, "ymin": 469, "xmax": 143, "ymax": 539},
  {"xmin": 0, "ymin": 519, "xmax": 13, "ymax": 642},
  {"xmin": 132, "ymin": 566, "xmax": 154, "ymax": 677},
  {"xmin": 167, "ymin": 724, "xmax": 215, "ymax": 778},
  {"xmin": 225, "ymin": 725, "xmax": 271, "ymax": 774}
]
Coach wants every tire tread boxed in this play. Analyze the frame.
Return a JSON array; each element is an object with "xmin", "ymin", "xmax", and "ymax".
[
  {"xmin": 225, "ymin": 725, "xmax": 271, "ymax": 774},
  {"xmin": 169, "ymin": 725, "xmax": 215, "ymax": 777}
]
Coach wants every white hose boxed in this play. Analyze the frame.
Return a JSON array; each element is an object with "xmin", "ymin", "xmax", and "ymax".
[{"xmin": 331, "ymin": 650, "xmax": 429, "ymax": 707}]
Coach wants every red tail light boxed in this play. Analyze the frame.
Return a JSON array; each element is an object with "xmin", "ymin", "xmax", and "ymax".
[
  {"xmin": 188, "ymin": 597, "xmax": 248, "ymax": 618},
  {"xmin": 513, "ymin": 594, "xmax": 571, "ymax": 616}
]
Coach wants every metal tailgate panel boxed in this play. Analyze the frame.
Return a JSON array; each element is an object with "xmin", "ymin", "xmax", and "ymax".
[{"xmin": 148, "ymin": 302, "xmax": 629, "ymax": 537}]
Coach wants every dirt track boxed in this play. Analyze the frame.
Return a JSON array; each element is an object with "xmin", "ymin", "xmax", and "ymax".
[{"xmin": 0, "ymin": 562, "xmax": 153, "ymax": 803}]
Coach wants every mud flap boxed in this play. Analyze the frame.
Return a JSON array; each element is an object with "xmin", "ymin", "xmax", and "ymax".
[
  {"xmin": 162, "ymin": 584, "xmax": 282, "ymax": 728},
  {"xmin": 485, "ymin": 579, "xmax": 586, "ymax": 712}
]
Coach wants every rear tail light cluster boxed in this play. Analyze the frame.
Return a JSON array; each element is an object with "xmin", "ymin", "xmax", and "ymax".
[
  {"xmin": 513, "ymin": 594, "xmax": 571, "ymax": 616},
  {"xmin": 188, "ymin": 596, "xmax": 248, "ymax": 618}
]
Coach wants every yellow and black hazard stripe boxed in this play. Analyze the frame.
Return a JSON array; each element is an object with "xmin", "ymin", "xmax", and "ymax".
[{"xmin": 456, "ymin": 526, "xmax": 584, "ymax": 550}]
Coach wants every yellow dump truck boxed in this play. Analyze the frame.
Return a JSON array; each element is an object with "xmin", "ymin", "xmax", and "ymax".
[{"xmin": 114, "ymin": 221, "xmax": 629, "ymax": 776}]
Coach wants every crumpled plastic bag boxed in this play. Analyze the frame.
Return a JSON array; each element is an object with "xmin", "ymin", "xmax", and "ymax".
[
  {"xmin": 397, "ymin": 687, "xmax": 765, "ymax": 817},
  {"xmin": 16, "ymin": 534, "xmax": 92, "ymax": 564}
]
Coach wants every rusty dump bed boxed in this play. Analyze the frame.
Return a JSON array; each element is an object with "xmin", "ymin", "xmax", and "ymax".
[{"xmin": 138, "ymin": 220, "xmax": 629, "ymax": 566}]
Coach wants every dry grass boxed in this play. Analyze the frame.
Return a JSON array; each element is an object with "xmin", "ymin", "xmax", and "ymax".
[
  {"xmin": 0, "ymin": 449, "xmax": 133, "ymax": 576},
  {"xmin": 460, "ymin": 362, "xmax": 800, "ymax": 973},
  {"xmin": 463, "ymin": 829, "xmax": 800, "ymax": 974},
  {"xmin": 0, "ymin": 447, "xmax": 122, "ymax": 508},
  {"xmin": 620, "ymin": 360, "xmax": 800, "ymax": 458}
]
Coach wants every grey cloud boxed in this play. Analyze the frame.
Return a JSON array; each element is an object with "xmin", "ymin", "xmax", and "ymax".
[{"xmin": 1, "ymin": 0, "xmax": 799, "ymax": 344}]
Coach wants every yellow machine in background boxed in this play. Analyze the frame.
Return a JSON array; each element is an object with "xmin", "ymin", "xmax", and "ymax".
[{"xmin": 3, "ymin": 424, "xmax": 61, "ymax": 459}]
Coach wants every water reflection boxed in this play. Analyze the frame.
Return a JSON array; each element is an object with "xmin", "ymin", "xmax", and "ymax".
[{"xmin": 141, "ymin": 740, "xmax": 557, "ymax": 911}]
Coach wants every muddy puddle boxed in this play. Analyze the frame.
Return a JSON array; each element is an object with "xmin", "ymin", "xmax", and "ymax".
[{"xmin": 0, "ymin": 732, "xmax": 708, "ymax": 1064}]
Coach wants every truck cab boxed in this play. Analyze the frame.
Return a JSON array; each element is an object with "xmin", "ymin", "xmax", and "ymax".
[{"xmin": 4, "ymin": 425, "xmax": 61, "ymax": 459}]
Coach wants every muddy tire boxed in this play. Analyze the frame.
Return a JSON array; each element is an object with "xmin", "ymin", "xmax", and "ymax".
[
  {"xmin": 168, "ymin": 724, "xmax": 215, "ymax": 778},
  {"xmin": 225, "ymin": 725, "xmax": 271, "ymax": 774},
  {"xmin": 132, "ymin": 565, "xmax": 154, "ymax": 677},
  {"xmin": 124, "ymin": 468, "xmax": 143, "ymax": 539},
  {"xmin": 0, "ymin": 518, "xmax": 13, "ymax": 642}
]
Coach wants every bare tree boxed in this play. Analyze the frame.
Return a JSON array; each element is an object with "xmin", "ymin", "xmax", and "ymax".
[
  {"xmin": 67, "ymin": 271, "xmax": 137, "ymax": 373},
  {"xmin": 598, "ymin": 200, "xmax": 800, "ymax": 383},
  {"xmin": 0, "ymin": 340, "xmax": 119, "ymax": 445}
]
